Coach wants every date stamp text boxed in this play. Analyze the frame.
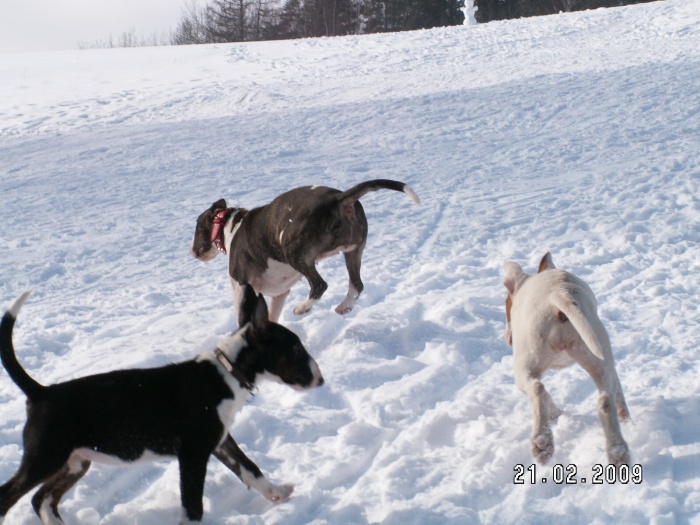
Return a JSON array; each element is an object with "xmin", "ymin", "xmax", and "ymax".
[{"xmin": 513, "ymin": 463, "xmax": 643, "ymax": 484}]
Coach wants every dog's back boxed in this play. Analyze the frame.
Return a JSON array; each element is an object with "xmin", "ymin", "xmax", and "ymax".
[{"xmin": 510, "ymin": 268, "xmax": 610, "ymax": 370}]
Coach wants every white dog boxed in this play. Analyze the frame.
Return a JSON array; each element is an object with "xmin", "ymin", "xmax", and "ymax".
[{"xmin": 503, "ymin": 252, "xmax": 630, "ymax": 466}]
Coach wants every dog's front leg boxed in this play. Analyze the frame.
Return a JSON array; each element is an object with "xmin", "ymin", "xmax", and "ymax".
[
  {"xmin": 178, "ymin": 451, "xmax": 209, "ymax": 524},
  {"xmin": 268, "ymin": 290, "xmax": 290, "ymax": 323},
  {"xmin": 230, "ymin": 277, "xmax": 243, "ymax": 318},
  {"xmin": 214, "ymin": 434, "xmax": 293, "ymax": 503}
]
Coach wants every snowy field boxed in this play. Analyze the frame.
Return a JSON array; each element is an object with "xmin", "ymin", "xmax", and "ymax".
[{"xmin": 1, "ymin": 0, "xmax": 699, "ymax": 523}]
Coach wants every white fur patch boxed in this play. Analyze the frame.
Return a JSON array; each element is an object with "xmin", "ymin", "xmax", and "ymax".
[
  {"xmin": 211, "ymin": 327, "xmax": 249, "ymax": 358},
  {"xmin": 335, "ymin": 283, "xmax": 360, "ymax": 315},
  {"xmin": 293, "ymin": 297, "xmax": 318, "ymax": 316},
  {"xmin": 317, "ymin": 244, "xmax": 358, "ymax": 261},
  {"xmin": 403, "ymin": 184, "xmax": 421, "ymax": 205},
  {"xmin": 309, "ymin": 358, "xmax": 323, "ymax": 388},
  {"xmin": 39, "ymin": 501, "xmax": 64, "ymax": 525},
  {"xmin": 240, "ymin": 468, "xmax": 294, "ymax": 502},
  {"xmin": 200, "ymin": 327, "xmax": 253, "ymax": 430},
  {"xmin": 70, "ymin": 447, "xmax": 170, "ymax": 467},
  {"xmin": 249, "ymin": 259, "xmax": 301, "ymax": 297},
  {"xmin": 224, "ymin": 217, "xmax": 242, "ymax": 250},
  {"xmin": 254, "ymin": 356, "xmax": 323, "ymax": 391},
  {"xmin": 7, "ymin": 290, "xmax": 31, "ymax": 319}
]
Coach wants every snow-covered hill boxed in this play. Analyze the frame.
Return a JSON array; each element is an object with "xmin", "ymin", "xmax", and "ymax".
[{"xmin": 1, "ymin": 1, "xmax": 699, "ymax": 523}]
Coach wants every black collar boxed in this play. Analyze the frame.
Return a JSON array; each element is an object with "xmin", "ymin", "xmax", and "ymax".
[{"xmin": 214, "ymin": 347, "xmax": 254, "ymax": 391}]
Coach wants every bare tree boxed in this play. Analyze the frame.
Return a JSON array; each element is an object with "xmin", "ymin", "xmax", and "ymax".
[{"xmin": 171, "ymin": 0, "xmax": 215, "ymax": 44}]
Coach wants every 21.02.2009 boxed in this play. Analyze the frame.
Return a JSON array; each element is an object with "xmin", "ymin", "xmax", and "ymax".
[{"xmin": 513, "ymin": 463, "xmax": 643, "ymax": 485}]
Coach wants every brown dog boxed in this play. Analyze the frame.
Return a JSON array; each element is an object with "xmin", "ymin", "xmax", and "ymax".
[{"xmin": 190, "ymin": 179, "xmax": 420, "ymax": 322}]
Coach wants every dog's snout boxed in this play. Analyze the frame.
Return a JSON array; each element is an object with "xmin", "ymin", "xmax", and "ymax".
[
  {"xmin": 310, "ymin": 358, "xmax": 324, "ymax": 388},
  {"xmin": 189, "ymin": 240, "xmax": 202, "ymax": 259}
]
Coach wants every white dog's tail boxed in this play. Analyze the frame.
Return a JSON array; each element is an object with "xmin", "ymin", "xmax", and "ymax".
[{"xmin": 550, "ymin": 293, "xmax": 606, "ymax": 361}]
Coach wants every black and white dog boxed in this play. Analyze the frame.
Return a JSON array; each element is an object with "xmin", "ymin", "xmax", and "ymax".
[
  {"xmin": 190, "ymin": 179, "xmax": 420, "ymax": 322},
  {"xmin": 0, "ymin": 286, "xmax": 323, "ymax": 524}
]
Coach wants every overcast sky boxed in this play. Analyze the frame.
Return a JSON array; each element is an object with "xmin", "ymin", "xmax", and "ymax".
[{"xmin": 0, "ymin": 0, "xmax": 186, "ymax": 52}]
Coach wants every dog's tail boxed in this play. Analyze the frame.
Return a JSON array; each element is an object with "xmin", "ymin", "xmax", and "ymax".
[
  {"xmin": 1, "ymin": 291, "xmax": 44, "ymax": 400},
  {"xmin": 338, "ymin": 180, "xmax": 420, "ymax": 212},
  {"xmin": 550, "ymin": 292, "xmax": 606, "ymax": 361}
]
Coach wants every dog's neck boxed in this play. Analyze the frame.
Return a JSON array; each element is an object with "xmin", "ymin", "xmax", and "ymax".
[
  {"xmin": 214, "ymin": 347, "xmax": 253, "ymax": 391},
  {"xmin": 213, "ymin": 325, "xmax": 255, "ymax": 390},
  {"xmin": 211, "ymin": 207, "xmax": 241, "ymax": 254}
]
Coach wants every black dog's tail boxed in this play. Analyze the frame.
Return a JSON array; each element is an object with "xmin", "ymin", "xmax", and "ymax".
[
  {"xmin": 338, "ymin": 180, "xmax": 420, "ymax": 213},
  {"xmin": 1, "ymin": 291, "xmax": 44, "ymax": 401}
]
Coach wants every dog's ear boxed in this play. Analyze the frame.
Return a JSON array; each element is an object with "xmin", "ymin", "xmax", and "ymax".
[
  {"xmin": 503, "ymin": 261, "xmax": 524, "ymax": 295},
  {"xmin": 252, "ymin": 293, "xmax": 270, "ymax": 331},
  {"xmin": 211, "ymin": 198, "xmax": 227, "ymax": 214},
  {"xmin": 238, "ymin": 284, "xmax": 259, "ymax": 327},
  {"xmin": 538, "ymin": 252, "xmax": 555, "ymax": 273}
]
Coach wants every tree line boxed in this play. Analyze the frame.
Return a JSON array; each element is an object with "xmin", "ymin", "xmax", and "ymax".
[
  {"xmin": 80, "ymin": 0, "xmax": 659, "ymax": 49},
  {"xmin": 170, "ymin": 0, "xmax": 465, "ymax": 45},
  {"xmin": 474, "ymin": 0, "xmax": 656, "ymax": 23}
]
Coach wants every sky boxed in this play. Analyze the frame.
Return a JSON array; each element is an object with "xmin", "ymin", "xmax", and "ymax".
[{"xmin": 0, "ymin": 0, "xmax": 186, "ymax": 52}]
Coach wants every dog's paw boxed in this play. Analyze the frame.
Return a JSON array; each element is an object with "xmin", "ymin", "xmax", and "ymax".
[
  {"xmin": 531, "ymin": 432, "xmax": 555, "ymax": 464},
  {"xmin": 607, "ymin": 443, "xmax": 631, "ymax": 467},
  {"xmin": 334, "ymin": 304, "xmax": 353, "ymax": 315},
  {"xmin": 293, "ymin": 304, "xmax": 311, "ymax": 315},
  {"xmin": 263, "ymin": 482, "xmax": 294, "ymax": 503}
]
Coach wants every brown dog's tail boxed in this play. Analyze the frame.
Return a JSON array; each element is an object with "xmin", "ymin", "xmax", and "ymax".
[
  {"xmin": 338, "ymin": 180, "xmax": 420, "ymax": 214},
  {"xmin": 1, "ymin": 291, "xmax": 44, "ymax": 401}
]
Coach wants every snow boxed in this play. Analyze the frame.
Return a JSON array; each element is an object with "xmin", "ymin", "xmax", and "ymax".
[{"xmin": 1, "ymin": 0, "xmax": 699, "ymax": 523}]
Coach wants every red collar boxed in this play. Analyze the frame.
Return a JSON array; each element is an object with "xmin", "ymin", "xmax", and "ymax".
[{"xmin": 211, "ymin": 207, "xmax": 238, "ymax": 254}]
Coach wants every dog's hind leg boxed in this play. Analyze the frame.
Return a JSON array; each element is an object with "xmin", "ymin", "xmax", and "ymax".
[
  {"xmin": 335, "ymin": 248, "xmax": 365, "ymax": 315},
  {"xmin": 213, "ymin": 434, "xmax": 293, "ymax": 503},
  {"xmin": 543, "ymin": 388, "xmax": 562, "ymax": 421},
  {"xmin": 515, "ymin": 369, "xmax": 556, "ymax": 464},
  {"xmin": 613, "ymin": 371, "xmax": 630, "ymax": 421},
  {"xmin": 597, "ymin": 391, "xmax": 631, "ymax": 466},
  {"xmin": 569, "ymin": 348, "xmax": 631, "ymax": 466},
  {"xmin": 0, "ymin": 452, "xmax": 67, "ymax": 522},
  {"xmin": 292, "ymin": 263, "xmax": 328, "ymax": 316},
  {"xmin": 31, "ymin": 458, "xmax": 91, "ymax": 525}
]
